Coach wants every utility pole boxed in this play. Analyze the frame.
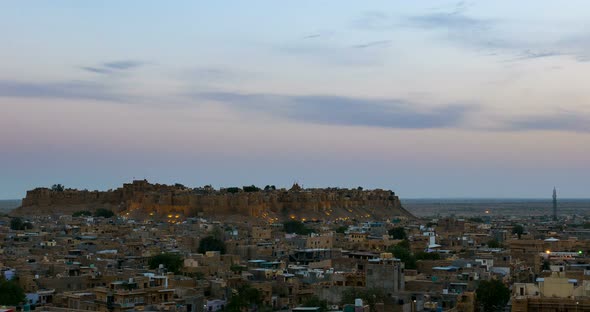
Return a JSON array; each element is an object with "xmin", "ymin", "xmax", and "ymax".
[{"xmin": 553, "ymin": 187, "xmax": 557, "ymax": 221}]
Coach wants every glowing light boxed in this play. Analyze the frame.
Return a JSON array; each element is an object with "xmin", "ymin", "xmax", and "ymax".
[
  {"xmin": 485, "ymin": 210, "xmax": 490, "ymax": 214},
  {"xmin": 167, "ymin": 214, "xmax": 173, "ymax": 218},
  {"xmin": 175, "ymin": 215, "xmax": 180, "ymax": 219},
  {"xmin": 546, "ymin": 250, "xmax": 551, "ymax": 254}
]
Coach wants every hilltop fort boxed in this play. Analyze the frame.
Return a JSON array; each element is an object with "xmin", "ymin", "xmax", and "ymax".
[{"xmin": 13, "ymin": 180, "xmax": 415, "ymax": 221}]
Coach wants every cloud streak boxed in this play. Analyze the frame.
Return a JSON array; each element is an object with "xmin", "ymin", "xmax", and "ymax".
[
  {"xmin": 408, "ymin": 11, "xmax": 489, "ymax": 31},
  {"xmin": 352, "ymin": 40, "xmax": 392, "ymax": 49},
  {"xmin": 194, "ymin": 92, "xmax": 475, "ymax": 129},
  {"xmin": 0, "ymin": 80, "xmax": 128, "ymax": 102},
  {"xmin": 303, "ymin": 33, "xmax": 322, "ymax": 39},
  {"xmin": 505, "ymin": 112, "xmax": 590, "ymax": 133},
  {"xmin": 103, "ymin": 60, "xmax": 144, "ymax": 70},
  {"xmin": 352, "ymin": 3, "xmax": 590, "ymax": 63},
  {"xmin": 81, "ymin": 60, "xmax": 145, "ymax": 75},
  {"xmin": 193, "ymin": 91, "xmax": 590, "ymax": 133}
]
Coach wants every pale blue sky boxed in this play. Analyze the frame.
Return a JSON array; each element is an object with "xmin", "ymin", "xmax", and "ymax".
[{"xmin": 1, "ymin": 1, "xmax": 589, "ymax": 199}]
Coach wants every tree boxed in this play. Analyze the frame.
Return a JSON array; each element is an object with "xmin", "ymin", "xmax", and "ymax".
[
  {"xmin": 226, "ymin": 284, "xmax": 263, "ymax": 312},
  {"xmin": 302, "ymin": 295, "xmax": 328, "ymax": 312},
  {"xmin": 0, "ymin": 278, "xmax": 26, "ymax": 305},
  {"xmin": 198, "ymin": 236, "xmax": 226, "ymax": 254},
  {"xmin": 512, "ymin": 225, "xmax": 525, "ymax": 239},
  {"xmin": 396, "ymin": 239, "xmax": 411, "ymax": 250},
  {"xmin": 10, "ymin": 217, "xmax": 23, "ymax": 231},
  {"xmin": 284, "ymin": 220, "xmax": 312, "ymax": 235},
  {"xmin": 94, "ymin": 208, "xmax": 115, "ymax": 218},
  {"xmin": 148, "ymin": 253, "xmax": 183, "ymax": 274},
  {"xmin": 388, "ymin": 227, "xmax": 407, "ymax": 240},
  {"xmin": 230, "ymin": 264, "xmax": 246, "ymax": 274},
  {"xmin": 335, "ymin": 226, "xmax": 348, "ymax": 234},
  {"xmin": 243, "ymin": 185, "xmax": 260, "ymax": 193},
  {"xmin": 226, "ymin": 187, "xmax": 240, "ymax": 194},
  {"xmin": 476, "ymin": 279, "xmax": 510, "ymax": 312},
  {"xmin": 415, "ymin": 251, "xmax": 440, "ymax": 261},
  {"xmin": 10, "ymin": 217, "xmax": 32, "ymax": 231},
  {"xmin": 73, "ymin": 210, "xmax": 92, "ymax": 217},
  {"xmin": 487, "ymin": 239, "xmax": 501, "ymax": 248},
  {"xmin": 51, "ymin": 184, "xmax": 65, "ymax": 192},
  {"xmin": 387, "ymin": 243, "xmax": 416, "ymax": 269}
]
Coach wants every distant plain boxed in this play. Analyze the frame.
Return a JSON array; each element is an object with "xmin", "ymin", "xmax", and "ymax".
[
  {"xmin": 0, "ymin": 199, "xmax": 20, "ymax": 213},
  {"xmin": 403, "ymin": 198, "xmax": 590, "ymax": 217}
]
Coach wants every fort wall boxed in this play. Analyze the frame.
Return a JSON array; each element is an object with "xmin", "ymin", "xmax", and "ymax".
[{"xmin": 15, "ymin": 180, "xmax": 415, "ymax": 220}]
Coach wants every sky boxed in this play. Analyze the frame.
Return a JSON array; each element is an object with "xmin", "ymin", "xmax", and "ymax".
[{"xmin": 1, "ymin": 1, "xmax": 589, "ymax": 199}]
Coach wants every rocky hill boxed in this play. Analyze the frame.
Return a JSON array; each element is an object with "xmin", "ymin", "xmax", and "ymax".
[{"xmin": 13, "ymin": 180, "xmax": 415, "ymax": 221}]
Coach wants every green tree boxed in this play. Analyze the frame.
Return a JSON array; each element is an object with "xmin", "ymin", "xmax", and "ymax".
[
  {"xmin": 388, "ymin": 227, "xmax": 407, "ymax": 240},
  {"xmin": 487, "ymin": 239, "xmax": 501, "ymax": 248},
  {"xmin": 51, "ymin": 184, "xmax": 65, "ymax": 192},
  {"xmin": 94, "ymin": 208, "xmax": 115, "ymax": 218},
  {"xmin": 284, "ymin": 220, "xmax": 312, "ymax": 235},
  {"xmin": 396, "ymin": 239, "xmax": 411, "ymax": 250},
  {"xmin": 0, "ymin": 278, "xmax": 26, "ymax": 305},
  {"xmin": 73, "ymin": 210, "xmax": 92, "ymax": 217},
  {"xmin": 263, "ymin": 185, "xmax": 276, "ymax": 191},
  {"xmin": 301, "ymin": 295, "xmax": 328, "ymax": 312},
  {"xmin": 198, "ymin": 236, "xmax": 226, "ymax": 254},
  {"xmin": 148, "ymin": 253, "xmax": 183, "ymax": 274},
  {"xmin": 10, "ymin": 217, "xmax": 32, "ymax": 231},
  {"xmin": 476, "ymin": 279, "xmax": 510, "ymax": 312},
  {"xmin": 225, "ymin": 284, "xmax": 263, "ymax": 312},
  {"xmin": 230, "ymin": 264, "xmax": 246, "ymax": 274},
  {"xmin": 335, "ymin": 226, "xmax": 348, "ymax": 234},
  {"xmin": 226, "ymin": 187, "xmax": 240, "ymax": 194},
  {"xmin": 387, "ymin": 243, "xmax": 416, "ymax": 269},
  {"xmin": 10, "ymin": 217, "xmax": 23, "ymax": 231},
  {"xmin": 415, "ymin": 251, "xmax": 440, "ymax": 261},
  {"xmin": 242, "ymin": 185, "xmax": 260, "ymax": 192},
  {"xmin": 512, "ymin": 225, "xmax": 524, "ymax": 239}
]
